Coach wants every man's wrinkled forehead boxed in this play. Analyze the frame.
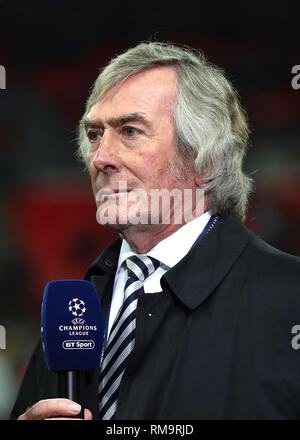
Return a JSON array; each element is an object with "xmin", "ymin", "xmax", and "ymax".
[{"xmin": 89, "ymin": 65, "xmax": 178, "ymax": 116}]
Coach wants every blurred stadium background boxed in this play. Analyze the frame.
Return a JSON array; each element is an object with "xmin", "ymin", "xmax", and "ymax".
[{"xmin": 0, "ymin": 0, "xmax": 299, "ymax": 419}]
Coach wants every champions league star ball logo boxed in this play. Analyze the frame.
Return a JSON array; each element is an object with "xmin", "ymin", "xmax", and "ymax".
[
  {"xmin": 68, "ymin": 298, "xmax": 86, "ymax": 319},
  {"xmin": 58, "ymin": 296, "xmax": 97, "ymax": 336},
  {"xmin": 58, "ymin": 297, "xmax": 96, "ymax": 335}
]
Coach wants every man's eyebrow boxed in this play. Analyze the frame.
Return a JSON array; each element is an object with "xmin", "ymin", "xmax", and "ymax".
[
  {"xmin": 82, "ymin": 112, "xmax": 148, "ymax": 130},
  {"xmin": 113, "ymin": 112, "xmax": 148, "ymax": 126}
]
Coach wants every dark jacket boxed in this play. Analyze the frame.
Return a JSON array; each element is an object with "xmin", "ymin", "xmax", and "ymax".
[{"xmin": 10, "ymin": 216, "xmax": 300, "ymax": 420}]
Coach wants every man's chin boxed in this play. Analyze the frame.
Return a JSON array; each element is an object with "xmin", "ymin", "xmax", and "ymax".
[{"xmin": 99, "ymin": 221, "xmax": 131, "ymax": 232}]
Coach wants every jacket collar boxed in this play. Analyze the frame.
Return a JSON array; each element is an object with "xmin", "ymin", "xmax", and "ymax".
[
  {"xmin": 84, "ymin": 216, "xmax": 254, "ymax": 312},
  {"xmin": 84, "ymin": 238, "xmax": 122, "ymax": 317},
  {"xmin": 85, "ymin": 237, "xmax": 121, "ymax": 279},
  {"xmin": 161, "ymin": 216, "xmax": 254, "ymax": 309}
]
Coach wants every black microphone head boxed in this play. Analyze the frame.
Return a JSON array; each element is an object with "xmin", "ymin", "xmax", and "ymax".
[{"xmin": 41, "ymin": 280, "xmax": 104, "ymax": 371}]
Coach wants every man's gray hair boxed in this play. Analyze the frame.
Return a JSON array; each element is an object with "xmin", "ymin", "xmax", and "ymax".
[{"xmin": 77, "ymin": 41, "xmax": 253, "ymax": 221}]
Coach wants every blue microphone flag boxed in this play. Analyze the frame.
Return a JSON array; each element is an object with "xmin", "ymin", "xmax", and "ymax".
[{"xmin": 41, "ymin": 280, "xmax": 104, "ymax": 371}]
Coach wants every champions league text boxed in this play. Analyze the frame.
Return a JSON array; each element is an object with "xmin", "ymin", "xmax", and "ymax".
[{"xmin": 59, "ymin": 324, "xmax": 97, "ymax": 336}]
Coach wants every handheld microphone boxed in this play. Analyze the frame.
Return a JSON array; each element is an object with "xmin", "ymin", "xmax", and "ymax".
[{"xmin": 41, "ymin": 280, "xmax": 104, "ymax": 418}]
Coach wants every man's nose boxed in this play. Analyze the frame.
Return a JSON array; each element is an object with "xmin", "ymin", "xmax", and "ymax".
[{"xmin": 92, "ymin": 129, "xmax": 122, "ymax": 173}]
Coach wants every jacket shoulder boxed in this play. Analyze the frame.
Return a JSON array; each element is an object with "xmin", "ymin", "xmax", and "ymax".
[{"xmin": 245, "ymin": 232, "xmax": 300, "ymax": 278}]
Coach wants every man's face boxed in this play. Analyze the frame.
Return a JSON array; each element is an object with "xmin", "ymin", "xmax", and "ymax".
[{"xmin": 85, "ymin": 66, "xmax": 199, "ymax": 232}]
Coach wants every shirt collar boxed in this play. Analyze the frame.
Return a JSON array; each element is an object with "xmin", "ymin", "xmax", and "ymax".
[{"xmin": 117, "ymin": 211, "xmax": 212, "ymax": 272}]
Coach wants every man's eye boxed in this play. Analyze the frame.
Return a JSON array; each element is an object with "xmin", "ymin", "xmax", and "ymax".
[
  {"xmin": 123, "ymin": 126, "xmax": 139, "ymax": 137},
  {"xmin": 87, "ymin": 131, "xmax": 101, "ymax": 142}
]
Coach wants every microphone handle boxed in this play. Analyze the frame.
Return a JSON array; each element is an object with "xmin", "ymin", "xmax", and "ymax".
[
  {"xmin": 58, "ymin": 370, "xmax": 85, "ymax": 419},
  {"xmin": 67, "ymin": 371, "xmax": 85, "ymax": 419}
]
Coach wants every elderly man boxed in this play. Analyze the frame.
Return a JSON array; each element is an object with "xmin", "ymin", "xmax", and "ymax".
[{"xmin": 12, "ymin": 42, "xmax": 300, "ymax": 420}]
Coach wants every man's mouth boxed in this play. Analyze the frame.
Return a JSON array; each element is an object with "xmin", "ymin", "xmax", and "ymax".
[
  {"xmin": 112, "ymin": 188, "xmax": 131, "ymax": 193},
  {"xmin": 96, "ymin": 186, "xmax": 133, "ymax": 201}
]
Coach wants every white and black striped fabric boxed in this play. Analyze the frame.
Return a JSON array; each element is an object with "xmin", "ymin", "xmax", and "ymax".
[{"xmin": 99, "ymin": 254, "xmax": 160, "ymax": 420}]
